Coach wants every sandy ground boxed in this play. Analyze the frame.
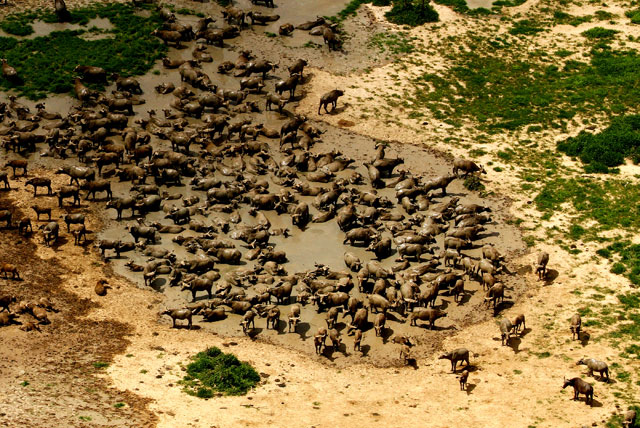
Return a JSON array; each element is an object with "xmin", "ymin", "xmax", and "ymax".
[{"xmin": 0, "ymin": 0, "xmax": 639, "ymax": 427}]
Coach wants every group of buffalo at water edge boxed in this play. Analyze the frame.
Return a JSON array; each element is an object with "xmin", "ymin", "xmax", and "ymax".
[{"xmin": 0, "ymin": 0, "xmax": 628, "ymax": 411}]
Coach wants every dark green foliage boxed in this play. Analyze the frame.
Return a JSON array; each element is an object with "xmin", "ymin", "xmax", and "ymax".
[
  {"xmin": 463, "ymin": 175, "xmax": 485, "ymax": 191},
  {"xmin": 0, "ymin": 11, "xmax": 39, "ymax": 36},
  {"xmin": 626, "ymin": 8, "xmax": 640, "ymax": 24},
  {"xmin": 611, "ymin": 263, "xmax": 626, "ymax": 274},
  {"xmin": 582, "ymin": 27, "xmax": 619, "ymax": 39},
  {"xmin": 385, "ymin": 0, "xmax": 439, "ymax": 26},
  {"xmin": 509, "ymin": 19, "xmax": 543, "ymax": 35},
  {"xmin": 331, "ymin": 0, "xmax": 437, "ymax": 25},
  {"xmin": 557, "ymin": 115, "xmax": 640, "ymax": 172},
  {"xmin": 0, "ymin": 3, "xmax": 166, "ymax": 100},
  {"xmin": 181, "ymin": 347, "xmax": 260, "ymax": 397}
]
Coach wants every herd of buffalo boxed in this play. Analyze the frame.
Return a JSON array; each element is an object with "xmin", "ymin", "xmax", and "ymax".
[{"xmin": 0, "ymin": 0, "xmax": 630, "ymax": 415}]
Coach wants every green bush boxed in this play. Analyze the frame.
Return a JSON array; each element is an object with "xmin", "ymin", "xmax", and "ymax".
[
  {"xmin": 626, "ymin": 8, "xmax": 640, "ymax": 24},
  {"xmin": 582, "ymin": 26, "xmax": 619, "ymax": 39},
  {"xmin": 385, "ymin": 0, "xmax": 439, "ymax": 26},
  {"xmin": 0, "ymin": 3, "xmax": 166, "ymax": 99},
  {"xmin": 463, "ymin": 175, "xmax": 485, "ymax": 191},
  {"xmin": 509, "ymin": 19, "xmax": 544, "ymax": 36},
  {"xmin": 557, "ymin": 115, "xmax": 640, "ymax": 171},
  {"xmin": 180, "ymin": 347, "xmax": 260, "ymax": 397}
]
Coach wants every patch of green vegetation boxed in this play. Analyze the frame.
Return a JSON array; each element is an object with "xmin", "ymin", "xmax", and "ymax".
[
  {"xmin": 513, "ymin": 369, "xmax": 523, "ymax": 374},
  {"xmin": 265, "ymin": 32, "xmax": 276, "ymax": 38},
  {"xmin": 175, "ymin": 8, "xmax": 205, "ymax": 17},
  {"xmin": 409, "ymin": 42, "xmax": 640, "ymax": 131},
  {"xmin": 611, "ymin": 262, "xmax": 626, "ymax": 274},
  {"xmin": 618, "ymin": 291, "xmax": 640, "ymax": 309},
  {"xmin": 594, "ymin": 10, "xmax": 615, "ymax": 21},
  {"xmin": 92, "ymin": 361, "xmax": 109, "ymax": 369},
  {"xmin": 610, "ymin": 312, "xmax": 640, "ymax": 341},
  {"xmin": 179, "ymin": 347, "xmax": 260, "ymax": 397},
  {"xmin": 557, "ymin": 115, "xmax": 640, "ymax": 172},
  {"xmin": 623, "ymin": 344, "xmax": 640, "ymax": 358},
  {"xmin": 626, "ymin": 8, "xmax": 640, "ymax": 24},
  {"xmin": 113, "ymin": 402, "xmax": 125, "ymax": 408},
  {"xmin": 582, "ymin": 26, "xmax": 619, "ymax": 39},
  {"xmin": 463, "ymin": 175, "xmax": 485, "ymax": 192},
  {"xmin": 0, "ymin": 11, "xmax": 39, "ymax": 36},
  {"xmin": 600, "ymin": 244, "xmax": 640, "ymax": 285},
  {"xmin": 385, "ymin": 0, "xmax": 439, "ymax": 26},
  {"xmin": 535, "ymin": 177, "xmax": 640, "ymax": 238},
  {"xmin": 0, "ymin": 3, "xmax": 166, "ymax": 100},
  {"xmin": 553, "ymin": 11, "xmax": 593, "ymax": 26},
  {"xmin": 533, "ymin": 351, "xmax": 552, "ymax": 358},
  {"xmin": 216, "ymin": 0, "xmax": 232, "ymax": 6},
  {"xmin": 554, "ymin": 49, "xmax": 573, "ymax": 58},
  {"xmin": 368, "ymin": 31, "xmax": 415, "ymax": 54},
  {"xmin": 509, "ymin": 19, "xmax": 544, "ymax": 36},
  {"xmin": 20, "ymin": 380, "xmax": 29, "ymax": 387},
  {"xmin": 78, "ymin": 416, "xmax": 92, "ymax": 421}
]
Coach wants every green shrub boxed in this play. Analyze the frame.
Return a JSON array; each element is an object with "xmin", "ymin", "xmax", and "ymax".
[
  {"xmin": 463, "ymin": 175, "xmax": 485, "ymax": 191},
  {"xmin": 180, "ymin": 347, "xmax": 260, "ymax": 397},
  {"xmin": 509, "ymin": 19, "xmax": 544, "ymax": 36},
  {"xmin": 557, "ymin": 115, "xmax": 640, "ymax": 171},
  {"xmin": 625, "ymin": 8, "xmax": 640, "ymax": 24},
  {"xmin": 0, "ymin": 18, "xmax": 34, "ymax": 36},
  {"xmin": 385, "ymin": 0, "xmax": 439, "ymax": 26},
  {"xmin": 582, "ymin": 26, "xmax": 619, "ymax": 39}
]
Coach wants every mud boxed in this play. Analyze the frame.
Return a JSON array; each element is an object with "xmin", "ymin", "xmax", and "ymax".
[{"xmin": 0, "ymin": 0, "xmax": 527, "ymax": 369}]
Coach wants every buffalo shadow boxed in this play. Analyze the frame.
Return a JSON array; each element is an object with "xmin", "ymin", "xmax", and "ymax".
[
  {"xmin": 579, "ymin": 331, "xmax": 591, "ymax": 347},
  {"xmin": 544, "ymin": 269, "xmax": 559, "ymax": 285},
  {"xmin": 247, "ymin": 327, "xmax": 263, "ymax": 339},
  {"xmin": 294, "ymin": 321, "xmax": 311, "ymax": 340},
  {"xmin": 465, "ymin": 383, "xmax": 477, "ymax": 395},
  {"xmin": 507, "ymin": 336, "xmax": 522, "ymax": 353},
  {"xmin": 359, "ymin": 344, "xmax": 371, "ymax": 357}
]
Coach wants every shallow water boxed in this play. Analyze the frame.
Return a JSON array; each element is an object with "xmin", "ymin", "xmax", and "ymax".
[{"xmin": 465, "ymin": 0, "xmax": 496, "ymax": 9}]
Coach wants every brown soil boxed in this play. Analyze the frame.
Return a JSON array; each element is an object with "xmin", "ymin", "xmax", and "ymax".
[{"xmin": 0, "ymin": 187, "xmax": 157, "ymax": 427}]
